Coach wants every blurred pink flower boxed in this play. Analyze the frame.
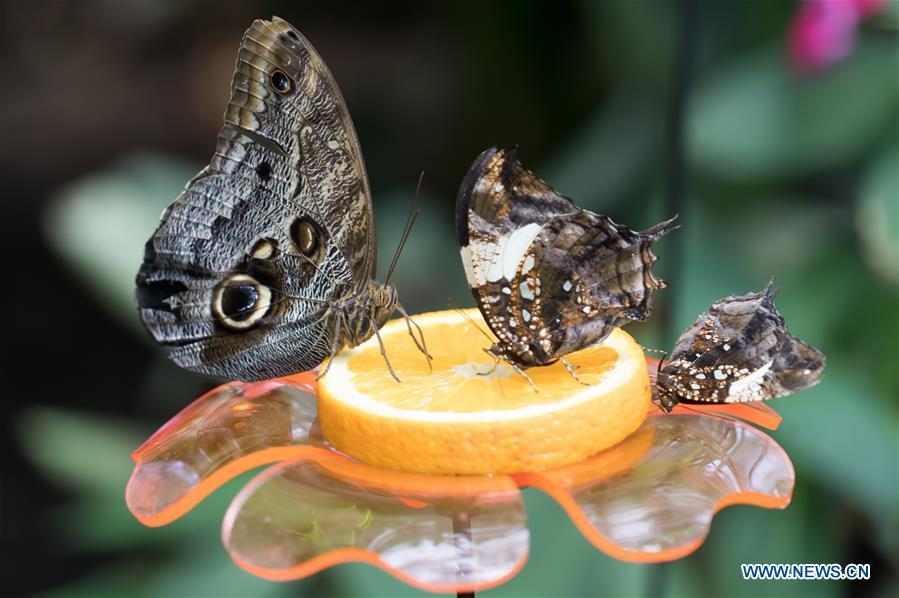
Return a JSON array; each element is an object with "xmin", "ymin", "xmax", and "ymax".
[{"xmin": 788, "ymin": 0, "xmax": 887, "ymax": 73}]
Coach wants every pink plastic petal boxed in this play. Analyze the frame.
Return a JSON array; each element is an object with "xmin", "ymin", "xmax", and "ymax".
[
  {"xmin": 126, "ymin": 373, "xmax": 330, "ymax": 526},
  {"xmin": 223, "ymin": 455, "xmax": 528, "ymax": 593},
  {"xmin": 517, "ymin": 412, "xmax": 793, "ymax": 562}
]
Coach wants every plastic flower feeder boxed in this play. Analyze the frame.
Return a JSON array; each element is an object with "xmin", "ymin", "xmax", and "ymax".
[{"xmin": 126, "ymin": 366, "xmax": 792, "ymax": 594}]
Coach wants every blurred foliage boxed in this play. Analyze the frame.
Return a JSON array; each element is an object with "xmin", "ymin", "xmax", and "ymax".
[
  {"xmin": 6, "ymin": 0, "xmax": 898, "ymax": 596},
  {"xmin": 689, "ymin": 38, "xmax": 897, "ymax": 181},
  {"xmin": 45, "ymin": 154, "xmax": 201, "ymax": 334}
]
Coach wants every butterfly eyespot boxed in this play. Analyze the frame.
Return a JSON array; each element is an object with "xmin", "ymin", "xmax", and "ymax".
[
  {"xmin": 256, "ymin": 161, "xmax": 273, "ymax": 181},
  {"xmin": 270, "ymin": 69, "xmax": 292, "ymax": 94},
  {"xmin": 290, "ymin": 216, "xmax": 321, "ymax": 257},
  {"xmin": 212, "ymin": 274, "xmax": 271, "ymax": 331},
  {"xmin": 250, "ymin": 238, "xmax": 278, "ymax": 260}
]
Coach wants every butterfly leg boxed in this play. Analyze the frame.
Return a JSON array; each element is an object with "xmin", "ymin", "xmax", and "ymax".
[
  {"xmin": 559, "ymin": 356, "xmax": 589, "ymax": 386},
  {"xmin": 373, "ymin": 327, "xmax": 402, "ymax": 383},
  {"xmin": 481, "ymin": 349, "xmax": 538, "ymax": 392},
  {"xmin": 509, "ymin": 361, "xmax": 538, "ymax": 392},
  {"xmin": 316, "ymin": 311, "xmax": 345, "ymax": 381},
  {"xmin": 479, "ymin": 348, "xmax": 501, "ymax": 376},
  {"xmin": 396, "ymin": 302, "xmax": 433, "ymax": 371}
]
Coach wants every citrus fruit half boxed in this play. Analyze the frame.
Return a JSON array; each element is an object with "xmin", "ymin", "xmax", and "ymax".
[{"xmin": 318, "ymin": 308, "xmax": 651, "ymax": 474}]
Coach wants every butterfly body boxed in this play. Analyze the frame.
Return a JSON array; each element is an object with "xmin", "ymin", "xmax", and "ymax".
[
  {"xmin": 655, "ymin": 283, "xmax": 825, "ymax": 412},
  {"xmin": 136, "ymin": 17, "xmax": 398, "ymax": 381},
  {"xmin": 456, "ymin": 146, "xmax": 676, "ymax": 369}
]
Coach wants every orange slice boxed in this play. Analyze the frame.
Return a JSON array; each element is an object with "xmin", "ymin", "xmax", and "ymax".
[{"xmin": 318, "ymin": 309, "xmax": 651, "ymax": 474}]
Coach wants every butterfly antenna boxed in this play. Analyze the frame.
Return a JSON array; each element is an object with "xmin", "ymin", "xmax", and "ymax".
[
  {"xmin": 642, "ymin": 346, "xmax": 668, "ymax": 356},
  {"xmin": 385, "ymin": 171, "xmax": 424, "ymax": 285},
  {"xmin": 447, "ymin": 297, "xmax": 495, "ymax": 344}
]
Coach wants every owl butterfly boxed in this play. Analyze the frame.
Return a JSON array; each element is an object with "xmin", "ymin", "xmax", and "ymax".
[
  {"xmin": 456, "ymin": 146, "xmax": 677, "ymax": 375},
  {"xmin": 136, "ymin": 17, "xmax": 424, "ymax": 381},
  {"xmin": 655, "ymin": 282, "xmax": 825, "ymax": 412}
]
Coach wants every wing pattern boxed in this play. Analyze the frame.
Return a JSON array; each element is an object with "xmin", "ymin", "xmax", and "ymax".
[
  {"xmin": 656, "ymin": 282, "xmax": 826, "ymax": 411},
  {"xmin": 456, "ymin": 146, "xmax": 676, "ymax": 367}
]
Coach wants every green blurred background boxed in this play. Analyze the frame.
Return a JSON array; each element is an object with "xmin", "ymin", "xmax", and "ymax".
[{"xmin": 3, "ymin": 1, "xmax": 897, "ymax": 596}]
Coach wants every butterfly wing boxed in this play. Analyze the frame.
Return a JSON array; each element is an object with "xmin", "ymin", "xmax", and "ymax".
[
  {"xmin": 136, "ymin": 17, "xmax": 375, "ymax": 381},
  {"xmin": 456, "ymin": 147, "xmax": 578, "ymax": 365},
  {"xmin": 657, "ymin": 282, "xmax": 825, "ymax": 407},
  {"xmin": 212, "ymin": 17, "xmax": 377, "ymax": 285},
  {"xmin": 525, "ymin": 211, "xmax": 676, "ymax": 358},
  {"xmin": 456, "ymin": 146, "xmax": 674, "ymax": 366}
]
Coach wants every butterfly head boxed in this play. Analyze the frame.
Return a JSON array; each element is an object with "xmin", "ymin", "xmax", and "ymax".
[
  {"xmin": 369, "ymin": 282, "xmax": 399, "ymax": 324},
  {"xmin": 653, "ymin": 372, "xmax": 680, "ymax": 413},
  {"xmin": 338, "ymin": 281, "xmax": 398, "ymax": 347}
]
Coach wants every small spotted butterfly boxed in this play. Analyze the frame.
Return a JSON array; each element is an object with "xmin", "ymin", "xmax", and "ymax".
[
  {"xmin": 456, "ymin": 146, "xmax": 677, "ymax": 371},
  {"xmin": 655, "ymin": 281, "xmax": 826, "ymax": 412}
]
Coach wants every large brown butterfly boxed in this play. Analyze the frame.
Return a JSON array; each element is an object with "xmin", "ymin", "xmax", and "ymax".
[
  {"xmin": 655, "ymin": 282, "xmax": 825, "ymax": 411},
  {"xmin": 136, "ymin": 17, "xmax": 422, "ymax": 381},
  {"xmin": 456, "ymin": 146, "xmax": 676, "ymax": 373}
]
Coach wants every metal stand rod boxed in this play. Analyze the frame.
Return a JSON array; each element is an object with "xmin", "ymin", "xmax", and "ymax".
[{"xmin": 453, "ymin": 510, "xmax": 475, "ymax": 598}]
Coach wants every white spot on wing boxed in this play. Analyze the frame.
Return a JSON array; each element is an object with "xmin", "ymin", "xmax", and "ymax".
[
  {"xmin": 499, "ymin": 223, "xmax": 542, "ymax": 281},
  {"xmin": 460, "ymin": 246, "xmax": 476, "ymax": 285},
  {"xmin": 727, "ymin": 360, "xmax": 773, "ymax": 402},
  {"xmin": 519, "ymin": 281, "xmax": 535, "ymax": 300},
  {"xmin": 522, "ymin": 254, "xmax": 535, "ymax": 275}
]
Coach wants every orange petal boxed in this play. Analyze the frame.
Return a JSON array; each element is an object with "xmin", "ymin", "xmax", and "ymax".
[
  {"xmin": 222, "ymin": 455, "xmax": 528, "ymax": 594},
  {"xmin": 126, "ymin": 373, "xmax": 331, "ymax": 526},
  {"xmin": 519, "ymin": 412, "xmax": 793, "ymax": 562},
  {"xmin": 667, "ymin": 402, "xmax": 782, "ymax": 430}
]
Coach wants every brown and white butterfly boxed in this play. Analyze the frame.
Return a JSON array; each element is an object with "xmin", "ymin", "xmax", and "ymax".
[
  {"xmin": 136, "ymin": 17, "xmax": 423, "ymax": 382},
  {"xmin": 655, "ymin": 282, "xmax": 825, "ymax": 412},
  {"xmin": 456, "ymin": 146, "xmax": 677, "ymax": 375}
]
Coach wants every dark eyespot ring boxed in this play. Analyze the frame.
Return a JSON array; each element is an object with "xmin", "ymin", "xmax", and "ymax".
[
  {"xmin": 270, "ymin": 69, "xmax": 292, "ymax": 94},
  {"xmin": 286, "ymin": 30, "xmax": 299, "ymax": 41},
  {"xmin": 290, "ymin": 216, "xmax": 321, "ymax": 257},
  {"xmin": 256, "ymin": 161, "xmax": 273, "ymax": 181},
  {"xmin": 212, "ymin": 274, "xmax": 271, "ymax": 331}
]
